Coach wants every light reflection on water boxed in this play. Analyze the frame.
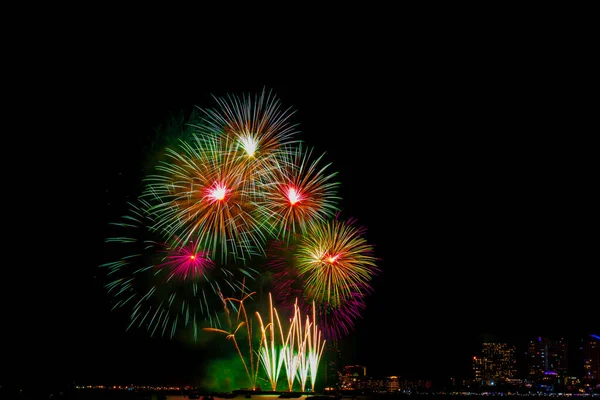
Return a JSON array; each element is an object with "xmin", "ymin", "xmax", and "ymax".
[{"xmin": 165, "ymin": 396, "xmax": 306, "ymax": 400}]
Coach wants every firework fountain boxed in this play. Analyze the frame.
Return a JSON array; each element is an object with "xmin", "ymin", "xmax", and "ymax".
[{"xmin": 204, "ymin": 290, "xmax": 325, "ymax": 392}]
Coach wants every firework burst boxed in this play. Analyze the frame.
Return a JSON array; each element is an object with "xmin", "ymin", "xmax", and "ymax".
[
  {"xmin": 157, "ymin": 239, "xmax": 215, "ymax": 281},
  {"xmin": 296, "ymin": 216, "xmax": 379, "ymax": 307},
  {"xmin": 142, "ymin": 134, "xmax": 268, "ymax": 264},
  {"xmin": 100, "ymin": 199, "xmax": 253, "ymax": 341},
  {"xmin": 254, "ymin": 143, "xmax": 341, "ymax": 242},
  {"xmin": 266, "ymin": 220, "xmax": 378, "ymax": 342},
  {"xmin": 193, "ymin": 88, "xmax": 301, "ymax": 161}
]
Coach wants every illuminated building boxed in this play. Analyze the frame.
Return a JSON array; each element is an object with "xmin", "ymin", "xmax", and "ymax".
[
  {"xmin": 340, "ymin": 365, "xmax": 366, "ymax": 389},
  {"xmin": 473, "ymin": 355, "xmax": 483, "ymax": 383},
  {"xmin": 472, "ymin": 342, "xmax": 517, "ymax": 385},
  {"xmin": 527, "ymin": 336, "xmax": 568, "ymax": 381},
  {"xmin": 386, "ymin": 376, "xmax": 399, "ymax": 392},
  {"xmin": 325, "ymin": 343, "xmax": 342, "ymax": 389},
  {"xmin": 583, "ymin": 334, "xmax": 600, "ymax": 382}
]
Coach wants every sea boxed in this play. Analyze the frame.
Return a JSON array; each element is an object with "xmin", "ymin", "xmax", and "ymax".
[{"xmin": 4, "ymin": 390, "xmax": 598, "ymax": 400}]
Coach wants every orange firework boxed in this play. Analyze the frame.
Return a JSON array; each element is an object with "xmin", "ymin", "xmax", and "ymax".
[
  {"xmin": 142, "ymin": 133, "xmax": 266, "ymax": 264},
  {"xmin": 254, "ymin": 143, "xmax": 342, "ymax": 242},
  {"xmin": 194, "ymin": 87, "xmax": 301, "ymax": 161},
  {"xmin": 296, "ymin": 215, "xmax": 380, "ymax": 308}
]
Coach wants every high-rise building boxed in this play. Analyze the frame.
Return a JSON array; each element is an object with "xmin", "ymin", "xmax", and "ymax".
[
  {"xmin": 340, "ymin": 365, "xmax": 367, "ymax": 390},
  {"xmin": 386, "ymin": 376, "xmax": 399, "ymax": 392},
  {"xmin": 527, "ymin": 336, "xmax": 568, "ymax": 380},
  {"xmin": 325, "ymin": 343, "xmax": 342, "ymax": 389},
  {"xmin": 473, "ymin": 342, "xmax": 517, "ymax": 385},
  {"xmin": 473, "ymin": 355, "xmax": 484, "ymax": 383},
  {"xmin": 583, "ymin": 334, "xmax": 600, "ymax": 382}
]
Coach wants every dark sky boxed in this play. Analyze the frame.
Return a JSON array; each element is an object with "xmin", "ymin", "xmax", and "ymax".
[{"xmin": 8, "ymin": 39, "xmax": 597, "ymax": 391}]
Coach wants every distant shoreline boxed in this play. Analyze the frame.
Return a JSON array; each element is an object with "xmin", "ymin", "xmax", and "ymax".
[{"xmin": 70, "ymin": 388, "xmax": 600, "ymax": 400}]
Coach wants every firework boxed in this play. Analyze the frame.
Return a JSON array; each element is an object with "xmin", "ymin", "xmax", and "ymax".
[
  {"xmin": 188, "ymin": 89, "xmax": 305, "ymax": 212},
  {"xmin": 141, "ymin": 133, "xmax": 268, "ymax": 264},
  {"xmin": 205, "ymin": 291, "xmax": 326, "ymax": 392},
  {"xmin": 254, "ymin": 293, "xmax": 327, "ymax": 392},
  {"xmin": 296, "ymin": 216, "xmax": 379, "ymax": 307},
  {"xmin": 100, "ymin": 199, "xmax": 253, "ymax": 341},
  {"xmin": 254, "ymin": 143, "xmax": 341, "ymax": 242},
  {"xmin": 102, "ymin": 90, "xmax": 381, "ymax": 385},
  {"xmin": 272, "ymin": 261, "xmax": 369, "ymax": 343},
  {"xmin": 204, "ymin": 290, "xmax": 262, "ymax": 390},
  {"xmin": 306, "ymin": 300, "xmax": 326, "ymax": 392},
  {"xmin": 193, "ymin": 88, "xmax": 301, "ymax": 161},
  {"xmin": 158, "ymin": 240, "xmax": 215, "ymax": 281},
  {"xmin": 266, "ymin": 215, "xmax": 380, "ymax": 342},
  {"xmin": 255, "ymin": 293, "xmax": 286, "ymax": 391}
]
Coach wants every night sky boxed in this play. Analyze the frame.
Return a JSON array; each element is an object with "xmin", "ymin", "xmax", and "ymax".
[{"xmin": 9, "ymin": 44, "xmax": 597, "ymax": 391}]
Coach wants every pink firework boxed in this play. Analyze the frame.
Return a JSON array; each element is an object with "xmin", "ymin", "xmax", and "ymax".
[
  {"xmin": 100, "ymin": 200, "xmax": 250, "ymax": 341},
  {"xmin": 157, "ymin": 240, "xmax": 216, "ymax": 281}
]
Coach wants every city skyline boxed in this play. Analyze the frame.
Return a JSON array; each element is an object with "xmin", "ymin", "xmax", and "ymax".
[
  {"xmin": 12, "ymin": 72, "xmax": 597, "ymax": 390},
  {"xmin": 11, "ymin": 332, "xmax": 598, "ymax": 388}
]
